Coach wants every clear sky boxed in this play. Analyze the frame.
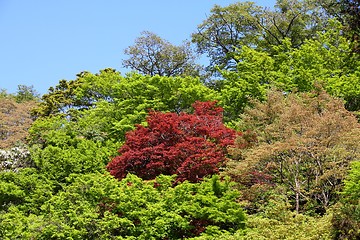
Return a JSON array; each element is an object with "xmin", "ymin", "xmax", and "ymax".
[{"xmin": 0, "ymin": 0, "xmax": 275, "ymax": 95}]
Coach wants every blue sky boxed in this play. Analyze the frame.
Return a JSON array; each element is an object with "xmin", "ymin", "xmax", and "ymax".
[{"xmin": 0, "ymin": 0, "xmax": 275, "ymax": 95}]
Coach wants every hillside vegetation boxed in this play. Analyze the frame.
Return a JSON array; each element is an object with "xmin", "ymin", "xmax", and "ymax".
[{"xmin": 1, "ymin": 0, "xmax": 360, "ymax": 239}]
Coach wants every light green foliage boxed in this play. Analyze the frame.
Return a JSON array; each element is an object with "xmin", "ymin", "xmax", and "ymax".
[
  {"xmin": 28, "ymin": 115, "xmax": 78, "ymax": 147},
  {"xmin": 0, "ymin": 173, "xmax": 245, "ymax": 239},
  {"xmin": 332, "ymin": 161, "xmax": 360, "ymax": 239},
  {"xmin": 276, "ymin": 20, "xmax": 360, "ymax": 111},
  {"xmin": 343, "ymin": 161, "xmax": 360, "ymax": 201},
  {"xmin": 219, "ymin": 46, "xmax": 274, "ymax": 122},
  {"xmin": 107, "ymin": 174, "xmax": 245, "ymax": 239},
  {"xmin": 194, "ymin": 192, "xmax": 333, "ymax": 239},
  {"xmin": 238, "ymin": 193, "xmax": 333, "ymax": 240},
  {"xmin": 0, "ymin": 173, "xmax": 121, "ymax": 240},
  {"xmin": 29, "ymin": 115, "xmax": 119, "ymax": 184},
  {"xmin": 0, "ymin": 207, "xmax": 47, "ymax": 240},
  {"xmin": 3, "ymin": 1, "xmax": 360, "ymax": 238},
  {"xmin": 31, "ymin": 137, "xmax": 118, "ymax": 184},
  {"xmin": 31, "ymin": 69, "xmax": 218, "ymax": 142},
  {"xmin": 219, "ymin": 19, "xmax": 360, "ymax": 122},
  {"xmin": 0, "ymin": 168, "xmax": 54, "ymax": 213},
  {"xmin": 228, "ymin": 211, "xmax": 333, "ymax": 240},
  {"xmin": 78, "ymin": 72, "xmax": 219, "ymax": 139},
  {"xmin": 272, "ymin": 20, "xmax": 358, "ymax": 92}
]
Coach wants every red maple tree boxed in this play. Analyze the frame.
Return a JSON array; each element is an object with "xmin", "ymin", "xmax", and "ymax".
[{"xmin": 107, "ymin": 101, "xmax": 238, "ymax": 182}]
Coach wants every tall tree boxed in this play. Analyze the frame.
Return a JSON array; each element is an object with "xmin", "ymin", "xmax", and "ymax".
[
  {"xmin": 15, "ymin": 85, "xmax": 40, "ymax": 103},
  {"xmin": 32, "ymin": 68, "xmax": 154, "ymax": 120},
  {"xmin": 31, "ymin": 68, "xmax": 121, "ymax": 119},
  {"xmin": 122, "ymin": 31, "xmax": 202, "ymax": 77},
  {"xmin": 218, "ymin": 19, "xmax": 360, "ymax": 122},
  {"xmin": 192, "ymin": 2, "xmax": 262, "ymax": 72},
  {"xmin": 192, "ymin": 0, "xmax": 328, "ymax": 73}
]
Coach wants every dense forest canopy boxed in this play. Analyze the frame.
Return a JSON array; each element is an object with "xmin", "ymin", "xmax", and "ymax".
[{"xmin": 1, "ymin": 0, "xmax": 360, "ymax": 239}]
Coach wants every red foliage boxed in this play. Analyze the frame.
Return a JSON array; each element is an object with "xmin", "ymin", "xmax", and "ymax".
[{"xmin": 107, "ymin": 101, "xmax": 238, "ymax": 182}]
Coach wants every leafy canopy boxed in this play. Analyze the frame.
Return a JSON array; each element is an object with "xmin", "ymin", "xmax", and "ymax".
[
  {"xmin": 0, "ymin": 173, "xmax": 246, "ymax": 239},
  {"xmin": 192, "ymin": 0, "xmax": 328, "ymax": 73},
  {"xmin": 123, "ymin": 31, "xmax": 202, "ymax": 77}
]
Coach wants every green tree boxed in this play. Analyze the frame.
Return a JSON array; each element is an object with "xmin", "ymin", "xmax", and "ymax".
[
  {"xmin": 31, "ymin": 68, "xmax": 121, "ymax": 119},
  {"xmin": 215, "ymin": 192, "xmax": 333, "ymax": 239},
  {"xmin": 15, "ymin": 85, "xmax": 40, "ymax": 103},
  {"xmin": 123, "ymin": 31, "xmax": 202, "ymax": 77},
  {"xmin": 271, "ymin": 20, "xmax": 360, "ymax": 111},
  {"xmin": 0, "ymin": 89, "xmax": 7, "ymax": 98},
  {"xmin": 219, "ymin": 46, "xmax": 274, "ymax": 122},
  {"xmin": 264, "ymin": 0, "xmax": 327, "ymax": 48},
  {"xmin": 30, "ymin": 132, "xmax": 118, "ymax": 184},
  {"xmin": 28, "ymin": 114, "xmax": 119, "ymax": 185},
  {"xmin": 192, "ymin": 0, "xmax": 328, "ymax": 73},
  {"xmin": 34, "ymin": 68, "xmax": 131, "ymax": 119},
  {"xmin": 218, "ymin": 19, "xmax": 360, "ymax": 122},
  {"xmin": 31, "ymin": 70, "xmax": 218, "ymax": 141},
  {"xmin": 192, "ymin": 2, "xmax": 262, "ymax": 72},
  {"xmin": 70, "ymin": 73, "xmax": 219, "ymax": 141}
]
